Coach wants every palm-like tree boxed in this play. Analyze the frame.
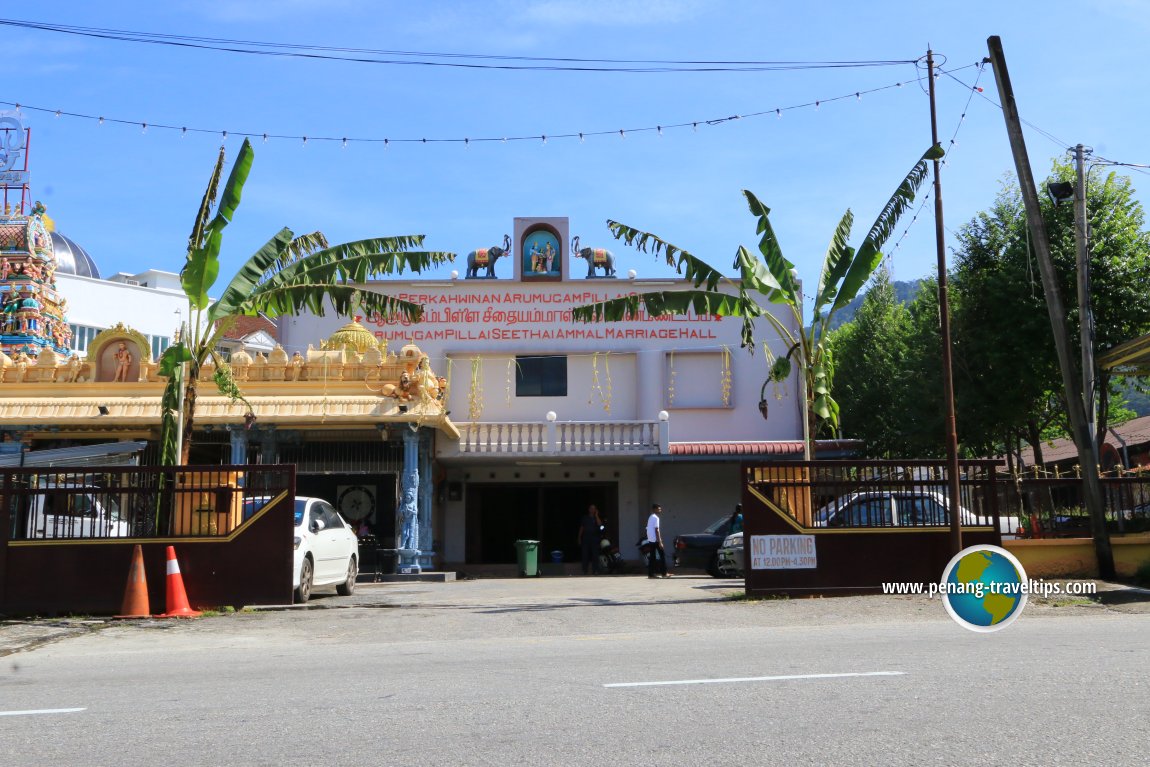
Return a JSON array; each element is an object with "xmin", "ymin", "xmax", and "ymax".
[
  {"xmin": 572, "ymin": 145, "xmax": 942, "ymax": 458},
  {"xmin": 159, "ymin": 139, "xmax": 454, "ymax": 464}
]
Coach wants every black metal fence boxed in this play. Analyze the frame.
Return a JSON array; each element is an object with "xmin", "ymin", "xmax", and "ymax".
[
  {"xmin": 3, "ymin": 465, "xmax": 294, "ymax": 541},
  {"xmin": 1000, "ymin": 472, "xmax": 1150, "ymax": 537},
  {"xmin": 744, "ymin": 460, "xmax": 1005, "ymax": 531}
]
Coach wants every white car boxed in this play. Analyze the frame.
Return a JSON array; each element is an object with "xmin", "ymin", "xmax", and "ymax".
[
  {"xmin": 24, "ymin": 483, "xmax": 130, "ymax": 539},
  {"xmin": 812, "ymin": 490, "xmax": 1021, "ymax": 536},
  {"xmin": 292, "ymin": 497, "xmax": 360, "ymax": 603}
]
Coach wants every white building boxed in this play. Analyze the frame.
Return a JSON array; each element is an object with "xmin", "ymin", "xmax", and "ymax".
[{"xmin": 279, "ymin": 216, "xmax": 810, "ymax": 570}]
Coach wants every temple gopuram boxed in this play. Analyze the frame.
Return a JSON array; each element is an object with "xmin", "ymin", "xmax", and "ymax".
[{"xmin": 0, "ymin": 202, "xmax": 72, "ymax": 361}]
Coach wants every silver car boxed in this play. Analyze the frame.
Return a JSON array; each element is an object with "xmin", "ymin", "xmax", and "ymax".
[{"xmin": 716, "ymin": 531, "xmax": 744, "ymax": 577}]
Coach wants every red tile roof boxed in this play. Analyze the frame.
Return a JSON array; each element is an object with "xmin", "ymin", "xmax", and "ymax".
[
  {"xmin": 667, "ymin": 440, "xmax": 865, "ymax": 457},
  {"xmin": 218, "ymin": 315, "xmax": 277, "ymax": 341}
]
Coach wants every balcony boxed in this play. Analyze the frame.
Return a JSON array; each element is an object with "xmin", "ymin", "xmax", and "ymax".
[{"xmin": 437, "ymin": 416, "xmax": 668, "ymax": 460}]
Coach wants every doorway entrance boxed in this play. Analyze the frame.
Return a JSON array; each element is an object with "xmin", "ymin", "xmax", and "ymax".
[{"xmin": 465, "ymin": 483, "xmax": 616, "ymax": 564}]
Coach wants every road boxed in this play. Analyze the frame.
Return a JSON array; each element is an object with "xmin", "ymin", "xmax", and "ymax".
[{"xmin": 2, "ymin": 576, "xmax": 1148, "ymax": 766}]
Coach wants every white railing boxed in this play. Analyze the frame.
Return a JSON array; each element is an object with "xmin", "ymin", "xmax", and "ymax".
[{"xmin": 450, "ymin": 418, "xmax": 668, "ymax": 456}]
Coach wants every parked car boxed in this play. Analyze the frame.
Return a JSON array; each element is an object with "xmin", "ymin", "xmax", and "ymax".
[
  {"xmin": 672, "ymin": 516, "xmax": 734, "ymax": 577},
  {"xmin": 812, "ymin": 490, "xmax": 1021, "ymax": 536},
  {"xmin": 23, "ymin": 483, "xmax": 130, "ymax": 539},
  {"xmin": 292, "ymin": 497, "xmax": 359, "ymax": 603},
  {"xmin": 716, "ymin": 531, "xmax": 744, "ymax": 578}
]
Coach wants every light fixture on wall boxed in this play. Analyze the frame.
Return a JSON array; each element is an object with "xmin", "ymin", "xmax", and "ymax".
[
  {"xmin": 545, "ymin": 411, "xmax": 557, "ymax": 422},
  {"xmin": 1047, "ymin": 181, "xmax": 1074, "ymax": 207}
]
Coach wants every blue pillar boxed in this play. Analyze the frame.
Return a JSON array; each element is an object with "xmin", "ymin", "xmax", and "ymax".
[
  {"xmin": 397, "ymin": 425, "xmax": 421, "ymax": 573},
  {"xmin": 417, "ymin": 429, "xmax": 434, "ymax": 570},
  {"xmin": 228, "ymin": 426, "xmax": 249, "ymax": 464}
]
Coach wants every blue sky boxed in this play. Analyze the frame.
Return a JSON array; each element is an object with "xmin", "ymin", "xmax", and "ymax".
[{"xmin": 4, "ymin": 1, "xmax": 1148, "ymax": 313}]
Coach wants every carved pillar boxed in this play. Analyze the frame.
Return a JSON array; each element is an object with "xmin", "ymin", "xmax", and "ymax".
[
  {"xmin": 227, "ymin": 426, "xmax": 249, "ymax": 464},
  {"xmin": 417, "ymin": 429, "xmax": 434, "ymax": 569},
  {"xmin": 396, "ymin": 425, "xmax": 421, "ymax": 573}
]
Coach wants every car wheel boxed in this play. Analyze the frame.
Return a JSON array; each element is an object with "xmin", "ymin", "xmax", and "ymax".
[
  {"xmin": 337, "ymin": 556, "xmax": 358, "ymax": 596},
  {"xmin": 706, "ymin": 554, "xmax": 722, "ymax": 578},
  {"xmin": 295, "ymin": 557, "xmax": 314, "ymax": 604}
]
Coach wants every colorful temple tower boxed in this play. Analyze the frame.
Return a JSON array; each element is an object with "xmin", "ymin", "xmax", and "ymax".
[
  {"xmin": 0, "ymin": 202, "xmax": 71, "ymax": 358},
  {"xmin": 0, "ymin": 111, "xmax": 71, "ymax": 359}
]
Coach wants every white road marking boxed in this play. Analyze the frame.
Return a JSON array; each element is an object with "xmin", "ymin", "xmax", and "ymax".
[
  {"xmin": 604, "ymin": 671, "xmax": 904, "ymax": 688},
  {"xmin": 0, "ymin": 707, "xmax": 87, "ymax": 717}
]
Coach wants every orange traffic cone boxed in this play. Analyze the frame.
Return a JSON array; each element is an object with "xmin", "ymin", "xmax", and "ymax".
[
  {"xmin": 115, "ymin": 544, "xmax": 151, "ymax": 618},
  {"xmin": 159, "ymin": 546, "xmax": 202, "ymax": 618}
]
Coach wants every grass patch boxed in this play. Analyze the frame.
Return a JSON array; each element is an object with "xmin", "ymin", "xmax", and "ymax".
[{"xmin": 723, "ymin": 591, "xmax": 789, "ymax": 602}]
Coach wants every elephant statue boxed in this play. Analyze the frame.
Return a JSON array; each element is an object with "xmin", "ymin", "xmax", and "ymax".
[
  {"xmin": 571, "ymin": 236, "xmax": 617, "ymax": 278},
  {"xmin": 465, "ymin": 234, "xmax": 511, "ymax": 279}
]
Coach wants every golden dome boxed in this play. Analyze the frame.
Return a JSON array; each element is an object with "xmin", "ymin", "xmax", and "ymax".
[{"xmin": 322, "ymin": 320, "xmax": 379, "ymax": 355}]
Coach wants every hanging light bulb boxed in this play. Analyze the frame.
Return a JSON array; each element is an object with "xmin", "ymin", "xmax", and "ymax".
[
  {"xmin": 221, "ymin": 130, "xmax": 228, "ymax": 142},
  {"xmin": 342, "ymin": 137, "xmax": 348, "ymax": 148},
  {"xmin": 541, "ymin": 135, "xmax": 547, "ymax": 144},
  {"xmin": 776, "ymin": 109, "xmax": 781, "ymax": 119},
  {"xmin": 262, "ymin": 133, "xmax": 268, "ymax": 143},
  {"xmin": 692, "ymin": 122, "xmax": 698, "ymax": 131},
  {"xmin": 657, "ymin": 126, "xmax": 662, "ymax": 137},
  {"xmin": 815, "ymin": 101, "xmax": 820, "ymax": 110},
  {"xmin": 141, "ymin": 122, "xmax": 148, "ymax": 134},
  {"xmin": 54, "ymin": 110, "xmax": 61, "ymax": 118},
  {"xmin": 302, "ymin": 136, "xmax": 308, "ymax": 147},
  {"xmin": 619, "ymin": 129, "xmax": 625, "ymax": 139},
  {"xmin": 98, "ymin": 116, "xmax": 105, "ymax": 125},
  {"xmin": 578, "ymin": 132, "xmax": 584, "ymax": 143},
  {"xmin": 856, "ymin": 92, "xmax": 861, "ymax": 101}
]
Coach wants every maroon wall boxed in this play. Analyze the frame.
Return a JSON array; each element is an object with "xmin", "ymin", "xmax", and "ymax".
[
  {"xmin": 1, "ymin": 495, "xmax": 294, "ymax": 616},
  {"xmin": 742, "ymin": 488, "xmax": 1001, "ymax": 597}
]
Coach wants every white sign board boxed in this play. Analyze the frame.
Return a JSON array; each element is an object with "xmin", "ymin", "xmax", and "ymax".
[{"xmin": 750, "ymin": 535, "xmax": 817, "ymax": 570}]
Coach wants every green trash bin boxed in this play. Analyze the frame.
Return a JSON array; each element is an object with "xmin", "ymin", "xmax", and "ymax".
[{"xmin": 515, "ymin": 539, "xmax": 540, "ymax": 577}]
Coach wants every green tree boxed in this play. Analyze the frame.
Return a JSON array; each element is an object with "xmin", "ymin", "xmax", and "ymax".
[
  {"xmin": 828, "ymin": 268, "xmax": 912, "ymax": 456},
  {"xmin": 159, "ymin": 139, "xmax": 453, "ymax": 465},
  {"xmin": 573, "ymin": 146, "xmax": 942, "ymax": 457},
  {"xmin": 950, "ymin": 164, "xmax": 1150, "ymax": 463}
]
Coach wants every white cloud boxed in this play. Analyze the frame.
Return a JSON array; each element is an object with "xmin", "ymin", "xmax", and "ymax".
[{"xmin": 520, "ymin": 0, "xmax": 705, "ymax": 26}]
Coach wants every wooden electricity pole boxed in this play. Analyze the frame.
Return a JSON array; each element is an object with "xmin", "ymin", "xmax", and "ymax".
[
  {"xmin": 926, "ymin": 49, "xmax": 964, "ymax": 556},
  {"xmin": 986, "ymin": 36, "xmax": 1115, "ymax": 578}
]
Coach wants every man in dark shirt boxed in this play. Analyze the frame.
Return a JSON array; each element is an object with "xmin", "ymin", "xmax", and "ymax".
[{"xmin": 577, "ymin": 504, "xmax": 603, "ymax": 575}]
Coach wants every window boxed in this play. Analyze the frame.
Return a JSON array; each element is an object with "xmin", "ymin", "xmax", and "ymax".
[
  {"xmin": 515, "ymin": 355, "xmax": 567, "ymax": 397},
  {"xmin": 897, "ymin": 494, "xmax": 947, "ymax": 526}
]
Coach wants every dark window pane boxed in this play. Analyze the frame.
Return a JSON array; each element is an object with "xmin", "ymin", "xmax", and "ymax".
[{"xmin": 515, "ymin": 355, "xmax": 567, "ymax": 397}]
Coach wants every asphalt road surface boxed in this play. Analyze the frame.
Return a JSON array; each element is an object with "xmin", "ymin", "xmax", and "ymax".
[{"xmin": 2, "ymin": 576, "xmax": 1148, "ymax": 766}]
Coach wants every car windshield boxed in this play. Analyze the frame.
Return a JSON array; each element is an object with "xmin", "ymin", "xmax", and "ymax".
[{"xmin": 703, "ymin": 516, "xmax": 731, "ymax": 534}]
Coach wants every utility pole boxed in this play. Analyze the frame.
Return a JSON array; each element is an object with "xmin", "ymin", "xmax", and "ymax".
[
  {"xmin": 926, "ymin": 49, "xmax": 964, "ymax": 556},
  {"xmin": 1074, "ymin": 144, "xmax": 1096, "ymax": 447},
  {"xmin": 986, "ymin": 36, "xmax": 1115, "ymax": 578}
]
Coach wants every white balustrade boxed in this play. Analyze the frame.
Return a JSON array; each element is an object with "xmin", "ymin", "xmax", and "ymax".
[{"xmin": 452, "ymin": 419, "xmax": 662, "ymax": 456}]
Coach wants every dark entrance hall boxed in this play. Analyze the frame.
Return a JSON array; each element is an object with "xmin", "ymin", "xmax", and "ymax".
[{"xmin": 465, "ymin": 483, "xmax": 617, "ymax": 564}]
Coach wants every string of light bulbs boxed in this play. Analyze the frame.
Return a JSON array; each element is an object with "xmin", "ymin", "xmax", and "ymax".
[{"xmin": 0, "ymin": 65, "xmax": 980, "ymax": 150}]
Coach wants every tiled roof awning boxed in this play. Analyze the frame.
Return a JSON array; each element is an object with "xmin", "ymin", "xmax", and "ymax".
[{"xmin": 665, "ymin": 440, "xmax": 863, "ymax": 459}]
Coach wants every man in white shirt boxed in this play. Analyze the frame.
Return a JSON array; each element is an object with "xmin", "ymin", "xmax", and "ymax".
[{"xmin": 646, "ymin": 503, "xmax": 669, "ymax": 578}]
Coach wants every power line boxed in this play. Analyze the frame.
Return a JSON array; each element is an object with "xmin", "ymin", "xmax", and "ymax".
[{"xmin": 0, "ymin": 18, "xmax": 917, "ymax": 73}]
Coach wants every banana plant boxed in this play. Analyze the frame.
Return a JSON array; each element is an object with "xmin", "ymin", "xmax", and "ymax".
[
  {"xmin": 573, "ymin": 145, "xmax": 943, "ymax": 457},
  {"xmin": 159, "ymin": 138, "xmax": 454, "ymax": 465}
]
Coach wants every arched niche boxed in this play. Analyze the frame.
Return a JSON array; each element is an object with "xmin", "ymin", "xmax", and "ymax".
[{"xmin": 88, "ymin": 323, "xmax": 151, "ymax": 383}]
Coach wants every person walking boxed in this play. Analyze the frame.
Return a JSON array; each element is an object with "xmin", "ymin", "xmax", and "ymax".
[
  {"xmin": 646, "ymin": 503, "xmax": 669, "ymax": 578},
  {"xmin": 578, "ymin": 504, "xmax": 603, "ymax": 575}
]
